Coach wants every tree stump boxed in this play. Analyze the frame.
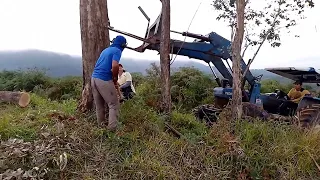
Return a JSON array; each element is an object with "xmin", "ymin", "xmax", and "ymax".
[{"xmin": 0, "ymin": 91, "xmax": 31, "ymax": 107}]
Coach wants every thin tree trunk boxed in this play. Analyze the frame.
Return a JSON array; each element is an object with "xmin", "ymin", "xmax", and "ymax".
[
  {"xmin": 78, "ymin": 0, "xmax": 110, "ymax": 113},
  {"xmin": 159, "ymin": 0, "xmax": 172, "ymax": 114},
  {"xmin": 231, "ymin": 0, "xmax": 245, "ymax": 120}
]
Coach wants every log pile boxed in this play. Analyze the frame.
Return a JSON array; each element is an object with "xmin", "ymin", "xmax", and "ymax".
[{"xmin": 0, "ymin": 91, "xmax": 31, "ymax": 108}]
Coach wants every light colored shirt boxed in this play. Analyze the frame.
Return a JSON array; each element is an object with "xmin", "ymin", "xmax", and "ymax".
[{"xmin": 118, "ymin": 71, "xmax": 136, "ymax": 93}]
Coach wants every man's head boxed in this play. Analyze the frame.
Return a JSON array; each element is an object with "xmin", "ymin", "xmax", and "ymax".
[
  {"xmin": 111, "ymin": 35, "xmax": 127, "ymax": 51},
  {"xmin": 293, "ymin": 80, "xmax": 302, "ymax": 90},
  {"xmin": 119, "ymin": 64, "xmax": 125, "ymax": 73}
]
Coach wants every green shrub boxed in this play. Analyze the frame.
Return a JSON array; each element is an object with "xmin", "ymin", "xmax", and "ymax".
[
  {"xmin": 131, "ymin": 72, "xmax": 145, "ymax": 87},
  {"xmin": 260, "ymin": 79, "xmax": 292, "ymax": 93},
  {"xmin": 0, "ymin": 72, "xmax": 320, "ymax": 179},
  {"xmin": 171, "ymin": 67, "xmax": 216, "ymax": 111},
  {"xmin": 0, "ymin": 69, "xmax": 50, "ymax": 91},
  {"xmin": 135, "ymin": 63, "xmax": 162, "ymax": 110},
  {"xmin": 46, "ymin": 76, "xmax": 82, "ymax": 100},
  {"xmin": 0, "ymin": 69, "xmax": 82, "ymax": 101},
  {"xmin": 136, "ymin": 64, "xmax": 216, "ymax": 112}
]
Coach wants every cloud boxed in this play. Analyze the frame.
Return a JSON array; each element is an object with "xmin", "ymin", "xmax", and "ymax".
[{"xmin": 0, "ymin": 0, "xmax": 318, "ymax": 69}]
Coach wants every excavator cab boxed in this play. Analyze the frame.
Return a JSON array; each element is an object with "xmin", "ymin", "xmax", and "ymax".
[
  {"xmin": 220, "ymin": 78, "xmax": 231, "ymax": 88},
  {"xmin": 263, "ymin": 67, "xmax": 320, "ymax": 124}
]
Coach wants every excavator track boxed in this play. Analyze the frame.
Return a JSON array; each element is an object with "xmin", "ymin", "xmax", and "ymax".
[
  {"xmin": 297, "ymin": 103, "xmax": 320, "ymax": 128},
  {"xmin": 192, "ymin": 104, "xmax": 222, "ymax": 126},
  {"xmin": 193, "ymin": 97, "xmax": 320, "ymax": 128},
  {"xmin": 192, "ymin": 102, "xmax": 270, "ymax": 126}
]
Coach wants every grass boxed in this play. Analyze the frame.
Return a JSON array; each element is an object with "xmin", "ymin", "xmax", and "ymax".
[
  {"xmin": 0, "ymin": 94, "xmax": 320, "ymax": 179},
  {"xmin": 234, "ymin": 120, "xmax": 320, "ymax": 179}
]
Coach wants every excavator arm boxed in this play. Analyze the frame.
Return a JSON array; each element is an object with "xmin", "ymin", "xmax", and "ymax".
[
  {"xmin": 108, "ymin": 7, "xmax": 262, "ymax": 104},
  {"xmin": 108, "ymin": 10, "xmax": 258, "ymax": 88},
  {"xmin": 108, "ymin": 6, "xmax": 320, "ymax": 128}
]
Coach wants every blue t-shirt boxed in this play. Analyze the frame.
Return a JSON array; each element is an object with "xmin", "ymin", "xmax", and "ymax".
[{"xmin": 92, "ymin": 47, "xmax": 122, "ymax": 81}]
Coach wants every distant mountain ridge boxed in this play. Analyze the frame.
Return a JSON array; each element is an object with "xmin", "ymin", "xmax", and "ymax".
[{"xmin": 0, "ymin": 49, "xmax": 290, "ymax": 83}]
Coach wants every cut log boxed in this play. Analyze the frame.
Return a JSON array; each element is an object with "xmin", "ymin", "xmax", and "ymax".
[{"xmin": 0, "ymin": 91, "xmax": 31, "ymax": 107}]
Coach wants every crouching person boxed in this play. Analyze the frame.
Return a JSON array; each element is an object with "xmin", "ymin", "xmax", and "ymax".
[
  {"xmin": 91, "ymin": 35, "xmax": 127, "ymax": 131},
  {"xmin": 118, "ymin": 64, "xmax": 136, "ymax": 101}
]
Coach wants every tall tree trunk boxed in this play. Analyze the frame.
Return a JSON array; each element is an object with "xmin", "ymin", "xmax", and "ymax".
[
  {"xmin": 78, "ymin": 0, "xmax": 110, "ymax": 113},
  {"xmin": 231, "ymin": 0, "xmax": 245, "ymax": 120},
  {"xmin": 159, "ymin": 0, "xmax": 172, "ymax": 114}
]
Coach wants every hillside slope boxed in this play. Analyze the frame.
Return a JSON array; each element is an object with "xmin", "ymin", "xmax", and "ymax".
[
  {"xmin": 1, "ymin": 93, "xmax": 319, "ymax": 179},
  {"xmin": 0, "ymin": 49, "xmax": 289, "ymax": 82},
  {"xmin": 0, "ymin": 63, "xmax": 319, "ymax": 179}
]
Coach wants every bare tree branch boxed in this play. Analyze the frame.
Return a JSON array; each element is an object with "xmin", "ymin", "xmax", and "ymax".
[
  {"xmin": 242, "ymin": 6, "xmax": 281, "ymax": 79},
  {"xmin": 241, "ymin": 27, "xmax": 250, "ymax": 57},
  {"xmin": 231, "ymin": 25, "xmax": 235, "ymax": 41}
]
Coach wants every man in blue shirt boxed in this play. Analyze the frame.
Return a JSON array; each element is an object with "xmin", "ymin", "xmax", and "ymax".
[{"xmin": 91, "ymin": 35, "xmax": 127, "ymax": 131}]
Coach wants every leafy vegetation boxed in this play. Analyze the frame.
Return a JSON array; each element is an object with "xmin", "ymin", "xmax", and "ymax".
[
  {"xmin": 0, "ymin": 49, "xmax": 302, "ymax": 85},
  {"xmin": 0, "ymin": 66, "xmax": 319, "ymax": 179},
  {"xmin": 0, "ymin": 69, "xmax": 82, "ymax": 101}
]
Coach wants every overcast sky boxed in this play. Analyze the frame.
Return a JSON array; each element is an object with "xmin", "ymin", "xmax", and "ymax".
[{"xmin": 0, "ymin": 0, "xmax": 319, "ymax": 69}]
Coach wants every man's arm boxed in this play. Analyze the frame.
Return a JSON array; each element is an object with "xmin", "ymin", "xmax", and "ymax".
[
  {"xmin": 112, "ymin": 60, "xmax": 119, "ymax": 83},
  {"xmin": 287, "ymin": 88, "xmax": 294, "ymax": 100},
  {"xmin": 111, "ymin": 50, "xmax": 122, "ymax": 84},
  {"xmin": 301, "ymin": 89, "xmax": 311, "ymax": 98},
  {"xmin": 291, "ymin": 90, "xmax": 311, "ymax": 103}
]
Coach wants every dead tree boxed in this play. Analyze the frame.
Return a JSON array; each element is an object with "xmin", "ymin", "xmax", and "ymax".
[
  {"xmin": 231, "ymin": 0, "xmax": 245, "ymax": 120},
  {"xmin": 159, "ymin": 0, "xmax": 172, "ymax": 114},
  {"xmin": 78, "ymin": 0, "xmax": 110, "ymax": 113}
]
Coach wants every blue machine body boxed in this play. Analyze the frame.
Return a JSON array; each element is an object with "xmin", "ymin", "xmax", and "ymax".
[
  {"xmin": 156, "ymin": 31, "xmax": 262, "ymax": 105},
  {"xmin": 109, "ymin": 11, "xmax": 320, "ymax": 111},
  {"xmin": 128, "ymin": 13, "xmax": 264, "ymax": 105}
]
